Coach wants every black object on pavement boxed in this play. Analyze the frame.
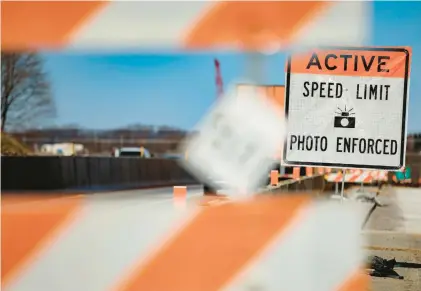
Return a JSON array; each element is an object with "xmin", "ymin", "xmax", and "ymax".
[{"xmin": 366, "ymin": 256, "xmax": 404, "ymax": 280}]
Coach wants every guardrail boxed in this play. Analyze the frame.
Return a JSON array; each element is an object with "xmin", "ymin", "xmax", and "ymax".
[{"xmin": 1, "ymin": 156, "xmax": 197, "ymax": 191}]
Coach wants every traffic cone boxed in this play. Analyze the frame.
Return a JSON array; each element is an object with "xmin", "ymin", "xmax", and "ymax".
[
  {"xmin": 293, "ymin": 167, "xmax": 300, "ymax": 180},
  {"xmin": 270, "ymin": 170, "xmax": 279, "ymax": 186},
  {"xmin": 173, "ymin": 186, "xmax": 187, "ymax": 209}
]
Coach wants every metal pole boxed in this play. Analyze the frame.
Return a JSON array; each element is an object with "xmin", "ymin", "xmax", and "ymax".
[
  {"xmin": 341, "ymin": 169, "xmax": 346, "ymax": 202},
  {"xmin": 335, "ymin": 182, "xmax": 338, "ymax": 195}
]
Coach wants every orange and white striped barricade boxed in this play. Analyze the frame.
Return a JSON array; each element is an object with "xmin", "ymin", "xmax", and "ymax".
[
  {"xmin": 324, "ymin": 171, "xmax": 348, "ymax": 195},
  {"xmin": 370, "ymin": 170, "xmax": 388, "ymax": 183},
  {"xmin": 347, "ymin": 170, "xmax": 373, "ymax": 184},
  {"xmin": 326, "ymin": 170, "xmax": 378, "ymax": 184},
  {"xmin": 2, "ymin": 193, "xmax": 368, "ymax": 291},
  {"xmin": 378, "ymin": 171, "xmax": 389, "ymax": 182},
  {"xmin": 325, "ymin": 170, "xmax": 377, "ymax": 194},
  {"xmin": 2, "ymin": 2, "xmax": 370, "ymax": 51},
  {"xmin": 325, "ymin": 171, "xmax": 343, "ymax": 183}
]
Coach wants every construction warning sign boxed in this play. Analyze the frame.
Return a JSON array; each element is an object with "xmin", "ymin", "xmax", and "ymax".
[{"xmin": 283, "ymin": 47, "xmax": 411, "ymax": 170}]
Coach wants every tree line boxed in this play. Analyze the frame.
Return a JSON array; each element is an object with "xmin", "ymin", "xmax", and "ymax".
[{"xmin": 1, "ymin": 52, "xmax": 55, "ymax": 132}]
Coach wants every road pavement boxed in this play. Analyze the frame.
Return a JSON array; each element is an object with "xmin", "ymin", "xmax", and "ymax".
[{"xmin": 363, "ymin": 186, "xmax": 421, "ymax": 291}]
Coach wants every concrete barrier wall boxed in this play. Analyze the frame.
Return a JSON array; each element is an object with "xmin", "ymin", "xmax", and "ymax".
[{"xmin": 1, "ymin": 156, "xmax": 197, "ymax": 191}]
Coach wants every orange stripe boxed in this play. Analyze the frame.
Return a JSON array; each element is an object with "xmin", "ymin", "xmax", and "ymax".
[
  {"xmin": 114, "ymin": 195, "xmax": 311, "ymax": 291},
  {"xmin": 337, "ymin": 270, "xmax": 369, "ymax": 291},
  {"xmin": 288, "ymin": 47, "xmax": 411, "ymax": 78},
  {"xmin": 363, "ymin": 175, "xmax": 372, "ymax": 183},
  {"xmin": 348, "ymin": 174, "xmax": 360, "ymax": 183},
  {"xmin": 293, "ymin": 167, "xmax": 301, "ymax": 179},
  {"xmin": 1, "ymin": 1, "xmax": 108, "ymax": 50},
  {"xmin": 173, "ymin": 186, "xmax": 187, "ymax": 198},
  {"xmin": 335, "ymin": 173, "xmax": 343, "ymax": 182},
  {"xmin": 1, "ymin": 195, "xmax": 83, "ymax": 287},
  {"xmin": 270, "ymin": 170, "xmax": 279, "ymax": 185},
  {"xmin": 185, "ymin": 2, "xmax": 330, "ymax": 50}
]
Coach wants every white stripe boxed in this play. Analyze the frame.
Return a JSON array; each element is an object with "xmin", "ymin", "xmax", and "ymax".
[
  {"xmin": 355, "ymin": 172, "xmax": 370, "ymax": 183},
  {"xmin": 67, "ymin": 1, "xmax": 371, "ymax": 50},
  {"xmin": 345, "ymin": 173, "xmax": 358, "ymax": 182},
  {"xmin": 224, "ymin": 201, "xmax": 365, "ymax": 291},
  {"xmin": 69, "ymin": 1, "xmax": 212, "ymax": 48},
  {"xmin": 292, "ymin": 1, "xmax": 370, "ymax": 48},
  {"xmin": 370, "ymin": 171, "xmax": 378, "ymax": 180},
  {"xmin": 325, "ymin": 173, "xmax": 339, "ymax": 182},
  {"xmin": 6, "ymin": 189, "xmax": 202, "ymax": 291}
]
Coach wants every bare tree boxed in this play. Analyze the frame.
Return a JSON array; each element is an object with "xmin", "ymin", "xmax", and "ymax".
[{"xmin": 1, "ymin": 52, "xmax": 55, "ymax": 131}]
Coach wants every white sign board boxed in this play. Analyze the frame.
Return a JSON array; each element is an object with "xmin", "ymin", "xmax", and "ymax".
[
  {"xmin": 283, "ymin": 47, "xmax": 411, "ymax": 170},
  {"xmin": 180, "ymin": 86, "xmax": 285, "ymax": 194}
]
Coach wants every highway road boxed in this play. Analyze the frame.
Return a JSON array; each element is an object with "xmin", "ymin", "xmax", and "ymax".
[
  {"xmin": 394, "ymin": 187, "xmax": 421, "ymax": 233},
  {"xmin": 2, "ymin": 185, "xmax": 205, "ymax": 208}
]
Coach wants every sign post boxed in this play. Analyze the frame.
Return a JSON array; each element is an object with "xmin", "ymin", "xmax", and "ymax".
[
  {"xmin": 341, "ymin": 169, "xmax": 346, "ymax": 202},
  {"xmin": 283, "ymin": 47, "xmax": 411, "ymax": 201}
]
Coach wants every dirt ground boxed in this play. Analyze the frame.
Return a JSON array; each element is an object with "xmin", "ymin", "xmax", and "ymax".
[{"xmin": 363, "ymin": 186, "xmax": 421, "ymax": 291}]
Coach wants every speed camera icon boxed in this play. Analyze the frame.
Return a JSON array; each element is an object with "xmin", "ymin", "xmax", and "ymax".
[{"xmin": 334, "ymin": 106, "xmax": 355, "ymax": 129}]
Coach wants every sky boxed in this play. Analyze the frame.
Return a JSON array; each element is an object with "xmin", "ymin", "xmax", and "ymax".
[{"xmin": 42, "ymin": 1, "xmax": 421, "ymax": 133}]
